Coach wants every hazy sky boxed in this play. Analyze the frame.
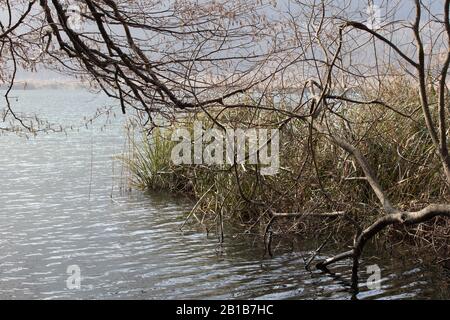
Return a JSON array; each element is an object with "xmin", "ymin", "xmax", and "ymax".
[{"xmin": 2, "ymin": 0, "xmax": 446, "ymax": 81}]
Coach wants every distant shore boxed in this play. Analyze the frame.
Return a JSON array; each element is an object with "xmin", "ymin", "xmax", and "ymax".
[{"xmin": 0, "ymin": 80, "xmax": 88, "ymax": 90}]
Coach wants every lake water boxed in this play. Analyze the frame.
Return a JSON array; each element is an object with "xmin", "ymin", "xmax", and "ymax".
[{"xmin": 0, "ymin": 89, "xmax": 448, "ymax": 299}]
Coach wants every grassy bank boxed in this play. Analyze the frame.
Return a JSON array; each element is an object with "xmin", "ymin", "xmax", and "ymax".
[{"xmin": 121, "ymin": 83, "xmax": 449, "ymax": 262}]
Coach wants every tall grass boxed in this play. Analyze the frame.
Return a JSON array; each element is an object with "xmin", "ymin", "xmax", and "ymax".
[{"xmin": 121, "ymin": 82, "xmax": 449, "ymax": 257}]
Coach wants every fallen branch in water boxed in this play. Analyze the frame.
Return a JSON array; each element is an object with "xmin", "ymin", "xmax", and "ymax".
[
  {"xmin": 316, "ymin": 204, "xmax": 450, "ymax": 269},
  {"xmin": 311, "ymin": 90, "xmax": 450, "ymax": 289},
  {"xmin": 305, "ymin": 232, "xmax": 333, "ymax": 271},
  {"xmin": 263, "ymin": 210, "xmax": 346, "ymax": 257},
  {"xmin": 265, "ymin": 210, "xmax": 346, "ymax": 235}
]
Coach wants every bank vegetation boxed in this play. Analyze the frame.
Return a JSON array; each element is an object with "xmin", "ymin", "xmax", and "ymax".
[{"xmin": 2, "ymin": 0, "xmax": 449, "ymax": 290}]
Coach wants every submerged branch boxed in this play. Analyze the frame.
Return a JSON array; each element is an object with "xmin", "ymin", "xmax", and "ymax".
[{"xmin": 316, "ymin": 204, "xmax": 450, "ymax": 269}]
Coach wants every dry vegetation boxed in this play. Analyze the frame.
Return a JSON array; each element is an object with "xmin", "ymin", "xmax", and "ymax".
[
  {"xmin": 123, "ymin": 76, "xmax": 449, "ymax": 265},
  {"xmin": 2, "ymin": 0, "xmax": 450, "ymax": 289}
]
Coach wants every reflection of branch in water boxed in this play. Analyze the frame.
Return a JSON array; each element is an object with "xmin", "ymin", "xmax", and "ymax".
[
  {"xmin": 263, "ymin": 231, "xmax": 273, "ymax": 258},
  {"xmin": 316, "ymin": 266, "xmax": 359, "ymax": 300},
  {"xmin": 305, "ymin": 233, "xmax": 332, "ymax": 271}
]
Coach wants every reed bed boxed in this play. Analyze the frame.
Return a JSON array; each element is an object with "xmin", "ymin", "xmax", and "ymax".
[{"xmin": 120, "ymin": 82, "xmax": 449, "ymax": 261}]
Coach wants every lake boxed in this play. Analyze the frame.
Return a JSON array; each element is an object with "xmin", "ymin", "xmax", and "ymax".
[{"xmin": 0, "ymin": 89, "xmax": 448, "ymax": 299}]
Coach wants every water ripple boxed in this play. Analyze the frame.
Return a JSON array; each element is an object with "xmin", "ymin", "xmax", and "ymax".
[{"xmin": 0, "ymin": 90, "xmax": 448, "ymax": 300}]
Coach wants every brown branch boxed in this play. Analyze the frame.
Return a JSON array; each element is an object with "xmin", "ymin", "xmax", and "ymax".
[
  {"xmin": 316, "ymin": 204, "xmax": 450, "ymax": 269},
  {"xmin": 315, "ymin": 122, "xmax": 397, "ymax": 214},
  {"xmin": 0, "ymin": 0, "xmax": 36, "ymax": 39},
  {"xmin": 271, "ymin": 211, "xmax": 346, "ymax": 218},
  {"xmin": 342, "ymin": 21, "xmax": 419, "ymax": 68},
  {"xmin": 438, "ymin": 0, "xmax": 450, "ymax": 183}
]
